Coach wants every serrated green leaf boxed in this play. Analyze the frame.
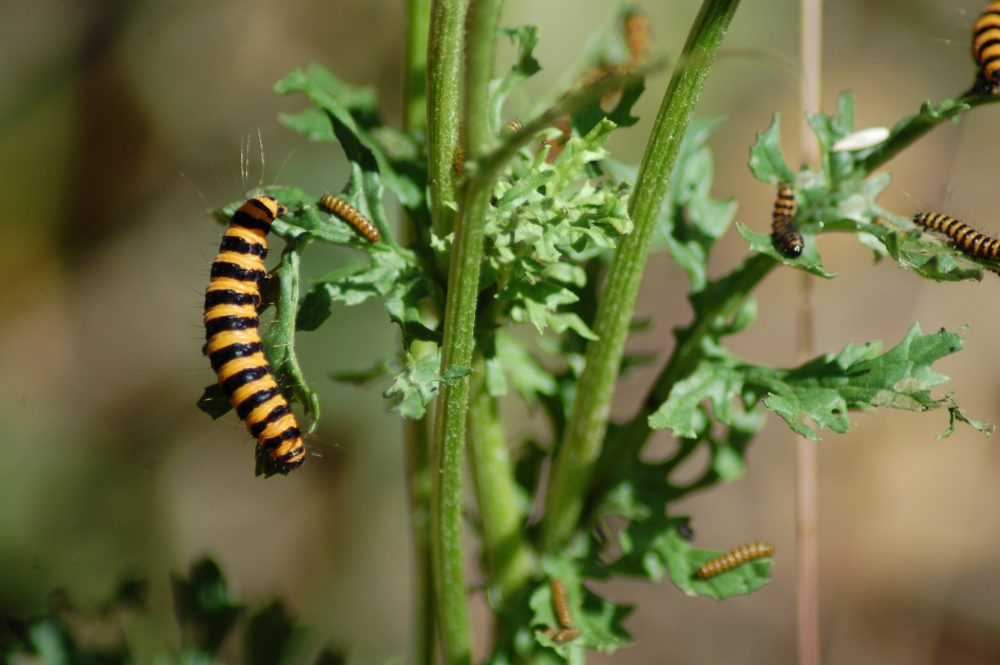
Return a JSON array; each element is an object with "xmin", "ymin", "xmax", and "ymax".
[
  {"xmin": 278, "ymin": 107, "xmax": 335, "ymax": 142},
  {"xmin": 664, "ymin": 532, "xmax": 774, "ymax": 600},
  {"xmin": 748, "ymin": 113, "xmax": 794, "ymax": 183},
  {"xmin": 746, "ymin": 323, "xmax": 993, "ymax": 440},
  {"xmin": 383, "ymin": 353, "xmax": 468, "ymax": 420},
  {"xmin": 657, "ymin": 117, "xmax": 739, "ymax": 291},
  {"xmin": 274, "ymin": 64, "xmax": 422, "ymax": 208},
  {"xmin": 491, "ymin": 26, "xmax": 542, "ymax": 130}
]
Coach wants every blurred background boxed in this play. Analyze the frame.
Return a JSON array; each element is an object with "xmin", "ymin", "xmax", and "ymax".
[{"xmin": 2, "ymin": 0, "xmax": 999, "ymax": 662}]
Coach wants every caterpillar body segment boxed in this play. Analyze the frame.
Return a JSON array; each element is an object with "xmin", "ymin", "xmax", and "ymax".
[
  {"xmin": 318, "ymin": 194, "xmax": 381, "ymax": 243},
  {"xmin": 913, "ymin": 212, "xmax": 1000, "ymax": 260},
  {"xmin": 696, "ymin": 542, "xmax": 774, "ymax": 579},
  {"xmin": 204, "ymin": 196, "xmax": 306, "ymax": 475},
  {"xmin": 770, "ymin": 182, "xmax": 803, "ymax": 258},
  {"xmin": 973, "ymin": 2, "xmax": 1000, "ymax": 94}
]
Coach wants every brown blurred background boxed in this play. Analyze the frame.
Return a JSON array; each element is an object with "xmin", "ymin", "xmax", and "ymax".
[{"xmin": 1, "ymin": 0, "xmax": 999, "ymax": 663}]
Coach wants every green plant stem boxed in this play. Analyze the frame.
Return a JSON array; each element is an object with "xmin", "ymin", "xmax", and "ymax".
[
  {"xmin": 429, "ymin": 1, "xmax": 505, "ymax": 663},
  {"xmin": 540, "ymin": 0, "xmax": 742, "ymax": 553},
  {"xmin": 403, "ymin": 6, "xmax": 434, "ymax": 663},
  {"xmin": 858, "ymin": 91, "xmax": 999, "ymax": 173},
  {"xmin": 405, "ymin": 0, "xmax": 431, "ymax": 134},
  {"xmin": 405, "ymin": 417, "xmax": 435, "ymax": 665},
  {"xmin": 426, "ymin": 0, "xmax": 468, "ymax": 237},
  {"xmin": 468, "ymin": 364, "xmax": 536, "ymax": 605}
]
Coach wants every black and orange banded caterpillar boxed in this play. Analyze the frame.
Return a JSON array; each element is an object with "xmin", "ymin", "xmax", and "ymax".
[
  {"xmin": 696, "ymin": 542, "xmax": 774, "ymax": 579},
  {"xmin": 913, "ymin": 212, "xmax": 1000, "ymax": 260},
  {"xmin": 973, "ymin": 1, "xmax": 1000, "ymax": 94},
  {"xmin": 319, "ymin": 194, "xmax": 381, "ymax": 243},
  {"xmin": 771, "ymin": 182, "xmax": 803, "ymax": 258},
  {"xmin": 204, "ymin": 196, "xmax": 306, "ymax": 474}
]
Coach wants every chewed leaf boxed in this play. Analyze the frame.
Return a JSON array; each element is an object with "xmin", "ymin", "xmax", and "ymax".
[
  {"xmin": 735, "ymin": 222, "xmax": 835, "ymax": 278},
  {"xmin": 745, "ymin": 324, "xmax": 993, "ymax": 440}
]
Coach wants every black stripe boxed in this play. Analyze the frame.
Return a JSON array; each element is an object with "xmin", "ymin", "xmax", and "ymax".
[
  {"xmin": 230, "ymin": 210, "xmax": 272, "ymax": 233},
  {"xmin": 204, "ymin": 290, "xmax": 260, "ymax": 308},
  {"xmin": 209, "ymin": 342, "xmax": 263, "ymax": 371},
  {"xmin": 220, "ymin": 365, "xmax": 271, "ymax": 398},
  {"xmin": 220, "ymin": 234, "xmax": 267, "ymax": 258},
  {"xmin": 260, "ymin": 426, "xmax": 301, "ymax": 451},
  {"xmin": 205, "ymin": 315, "xmax": 259, "ymax": 338},
  {"xmin": 248, "ymin": 197, "xmax": 275, "ymax": 217},
  {"xmin": 982, "ymin": 53, "xmax": 1000, "ymax": 67},
  {"xmin": 274, "ymin": 445, "xmax": 306, "ymax": 466},
  {"xmin": 210, "ymin": 261, "xmax": 267, "ymax": 284},
  {"xmin": 249, "ymin": 403, "xmax": 291, "ymax": 438},
  {"xmin": 236, "ymin": 387, "xmax": 279, "ymax": 419},
  {"xmin": 978, "ymin": 36, "xmax": 1000, "ymax": 52}
]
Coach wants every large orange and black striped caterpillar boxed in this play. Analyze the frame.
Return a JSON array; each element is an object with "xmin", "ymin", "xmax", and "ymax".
[
  {"xmin": 973, "ymin": 1, "xmax": 1000, "ymax": 94},
  {"xmin": 319, "ymin": 194, "xmax": 381, "ymax": 243},
  {"xmin": 913, "ymin": 212, "xmax": 1000, "ymax": 261},
  {"xmin": 771, "ymin": 181, "xmax": 803, "ymax": 258},
  {"xmin": 696, "ymin": 542, "xmax": 774, "ymax": 579},
  {"xmin": 204, "ymin": 195, "xmax": 306, "ymax": 474}
]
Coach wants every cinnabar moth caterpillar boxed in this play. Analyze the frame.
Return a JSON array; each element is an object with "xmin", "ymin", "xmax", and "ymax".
[
  {"xmin": 204, "ymin": 195, "xmax": 306, "ymax": 474},
  {"xmin": 913, "ymin": 212, "xmax": 1000, "ymax": 260},
  {"xmin": 696, "ymin": 542, "xmax": 774, "ymax": 579},
  {"xmin": 550, "ymin": 579, "xmax": 573, "ymax": 629},
  {"xmin": 318, "ymin": 194, "xmax": 381, "ymax": 243},
  {"xmin": 973, "ymin": 1, "xmax": 1000, "ymax": 94},
  {"xmin": 623, "ymin": 7, "xmax": 652, "ymax": 66},
  {"xmin": 771, "ymin": 182, "xmax": 803, "ymax": 258}
]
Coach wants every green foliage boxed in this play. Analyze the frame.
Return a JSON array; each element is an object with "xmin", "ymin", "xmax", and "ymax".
[
  {"xmin": 2, "ymin": 559, "xmax": 343, "ymax": 665},
  {"xmin": 188, "ymin": 5, "xmax": 999, "ymax": 664}
]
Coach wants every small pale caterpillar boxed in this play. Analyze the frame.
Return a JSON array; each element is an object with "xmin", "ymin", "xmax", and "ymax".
[
  {"xmin": 696, "ymin": 542, "xmax": 774, "ymax": 579},
  {"xmin": 319, "ymin": 194, "xmax": 381, "ymax": 243}
]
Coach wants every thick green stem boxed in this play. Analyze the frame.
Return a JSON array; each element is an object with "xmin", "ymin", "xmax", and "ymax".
[
  {"xmin": 426, "ymin": 0, "xmax": 468, "ymax": 237},
  {"xmin": 429, "ymin": 1, "xmax": 505, "ymax": 663},
  {"xmin": 468, "ymin": 364, "xmax": 536, "ymax": 605},
  {"xmin": 540, "ymin": 0, "xmax": 742, "ymax": 553}
]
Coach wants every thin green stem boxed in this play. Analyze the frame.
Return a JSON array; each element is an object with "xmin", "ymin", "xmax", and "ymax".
[
  {"xmin": 468, "ymin": 363, "xmax": 536, "ymax": 605},
  {"xmin": 405, "ymin": 417, "xmax": 435, "ymax": 665},
  {"xmin": 540, "ymin": 0, "xmax": 743, "ymax": 553},
  {"xmin": 426, "ymin": 0, "xmax": 468, "ymax": 237},
  {"xmin": 403, "ymin": 5, "xmax": 434, "ymax": 663},
  {"xmin": 405, "ymin": 0, "xmax": 431, "ymax": 134},
  {"xmin": 858, "ymin": 91, "xmax": 1000, "ymax": 173},
  {"xmin": 429, "ymin": 1, "xmax": 505, "ymax": 663}
]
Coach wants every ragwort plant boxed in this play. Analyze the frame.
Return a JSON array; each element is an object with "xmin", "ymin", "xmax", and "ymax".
[{"xmin": 188, "ymin": 1, "xmax": 999, "ymax": 664}]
